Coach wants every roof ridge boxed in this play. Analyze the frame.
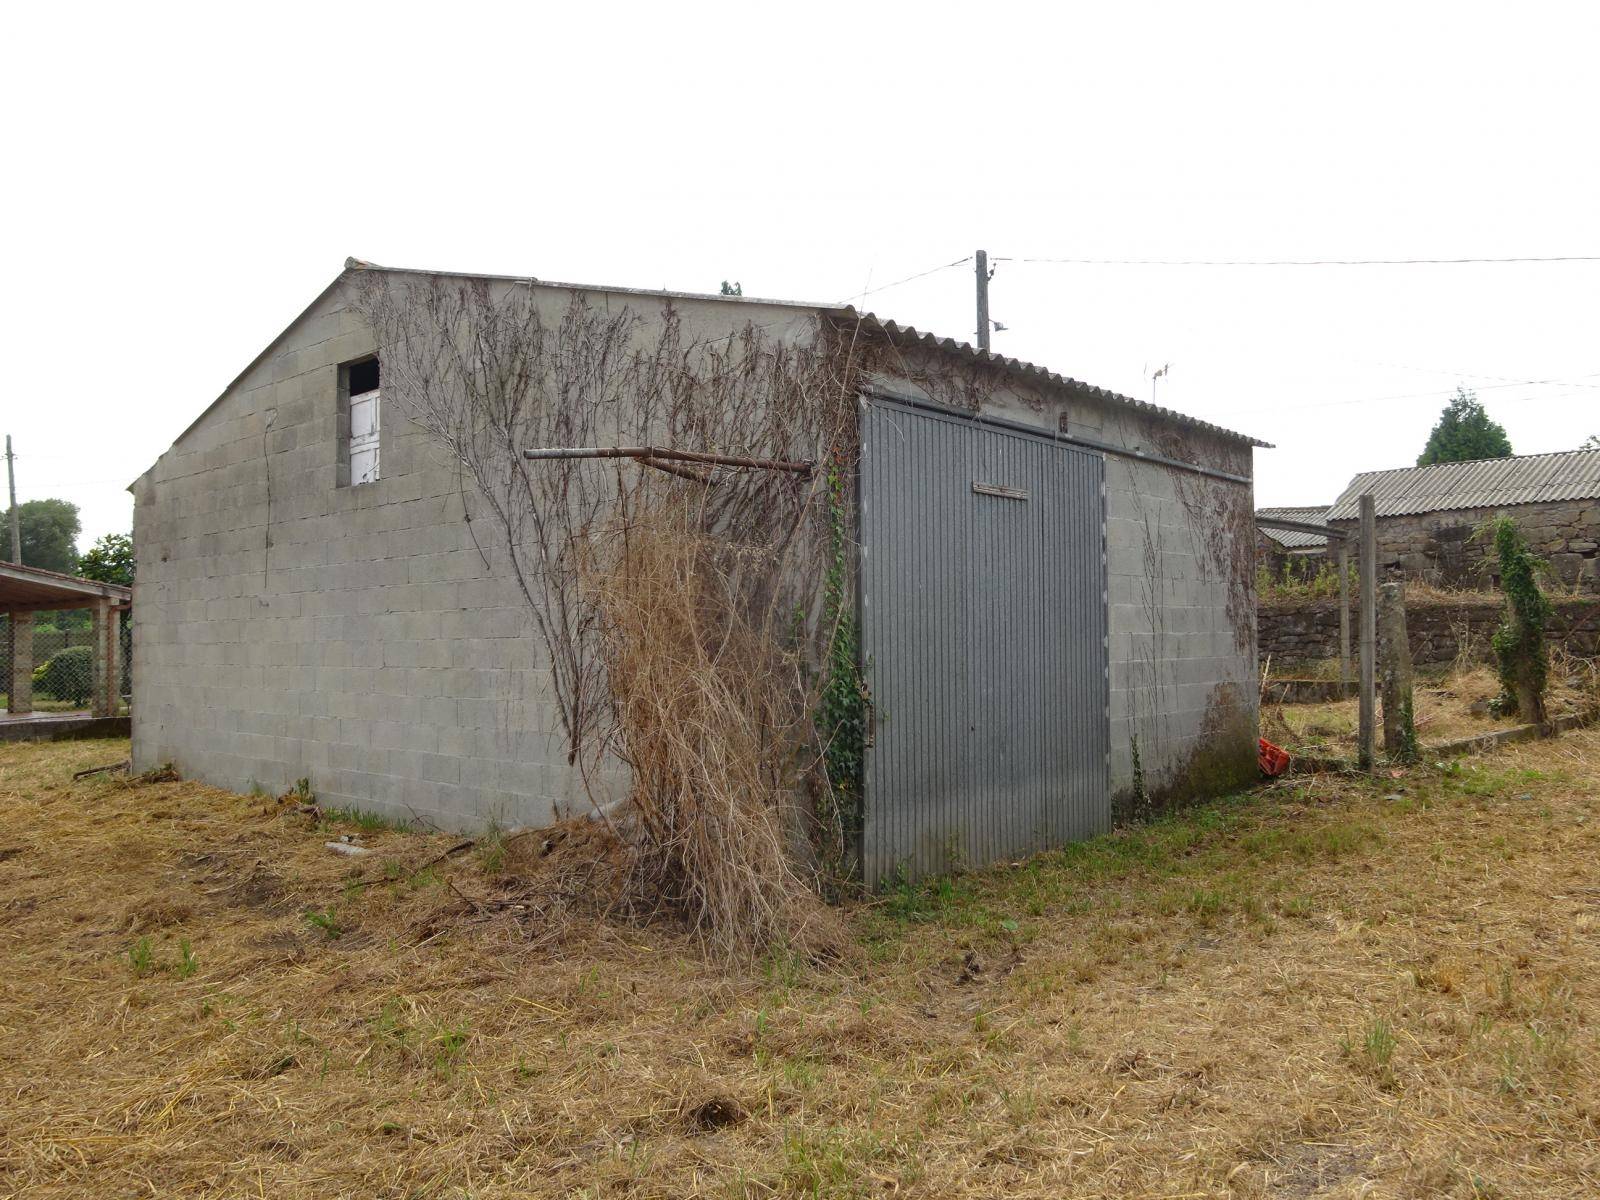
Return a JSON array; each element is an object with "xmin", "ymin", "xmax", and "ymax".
[{"xmin": 1353, "ymin": 446, "xmax": 1600, "ymax": 477}]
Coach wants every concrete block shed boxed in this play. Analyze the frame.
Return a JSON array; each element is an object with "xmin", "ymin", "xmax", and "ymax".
[{"xmin": 131, "ymin": 262, "xmax": 1267, "ymax": 882}]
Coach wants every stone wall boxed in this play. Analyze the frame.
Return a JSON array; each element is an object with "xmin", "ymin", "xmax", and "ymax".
[
  {"xmin": 1328, "ymin": 500, "xmax": 1600, "ymax": 590},
  {"xmin": 1259, "ymin": 595, "xmax": 1600, "ymax": 668}
]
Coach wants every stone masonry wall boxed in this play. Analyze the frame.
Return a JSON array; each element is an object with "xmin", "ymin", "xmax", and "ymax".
[
  {"xmin": 1328, "ymin": 500, "xmax": 1600, "ymax": 590},
  {"xmin": 1259, "ymin": 595, "xmax": 1600, "ymax": 668}
]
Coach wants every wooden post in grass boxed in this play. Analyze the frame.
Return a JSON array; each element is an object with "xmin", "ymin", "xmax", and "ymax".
[
  {"xmin": 1358, "ymin": 494, "xmax": 1377, "ymax": 771},
  {"xmin": 1378, "ymin": 581, "xmax": 1417, "ymax": 761},
  {"xmin": 1338, "ymin": 541, "xmax": 1352, "ymax": 687}
]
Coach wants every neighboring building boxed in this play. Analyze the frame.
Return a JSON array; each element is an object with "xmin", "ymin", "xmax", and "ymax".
[
  {"xmin": 1326, "ymin": 450, "xmax": 1600, "ymax": 589},
  {"xmin": 1256, "ymin": 505, "xmax": 1331, "ymax": 577},
  {"xmin": 131, "ymin": 260, "xmax": 1267, "ymax": 882}
]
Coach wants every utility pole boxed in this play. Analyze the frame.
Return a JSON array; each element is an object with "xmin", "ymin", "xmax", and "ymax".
[
  {"xmin": 5, "ymin": 435, "xmax": 19, "ymax": 564},
  {"xmin": 975, "ymin": 249, "xmax": 991, "ymax": 352}
]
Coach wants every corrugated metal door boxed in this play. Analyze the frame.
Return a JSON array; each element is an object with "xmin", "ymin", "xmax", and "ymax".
[{"xmin": 858, "ymin": 396, "xmax": 1108, "ymax": 884}]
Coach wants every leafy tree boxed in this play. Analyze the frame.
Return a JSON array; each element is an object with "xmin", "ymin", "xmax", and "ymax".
[
  {"xmin": 1, "ymin": 498, "xmax": 81, "ymax": 574},
  {"xmin": 719, "ymin": 280, "xmax": 743, "ymax": 296},
  {"xmin": 78, "ymin": 532, "xmax": 134, "ymax": 586},
  {"xmin": 1417, "ymin": 387, "xmax": 1513, "ymax": 466}
]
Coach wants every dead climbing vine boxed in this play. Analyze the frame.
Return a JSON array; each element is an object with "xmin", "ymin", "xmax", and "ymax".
[{"xmin": 354, "ymin": 272, "xmax": 866, "ymax": 956}]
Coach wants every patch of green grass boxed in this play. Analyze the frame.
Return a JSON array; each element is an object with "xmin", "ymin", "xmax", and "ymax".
[
  {"xmin": 127, "ymin": 936, "xmax": 156, "ymax": 976},
  {"xmin": 321, "ymin": 806, "xmax": 413, "ymax": 834},
  {"xmin": 476, "ymin": 820, "xmax": 506, "ymax": 875},
  {"xmin": 175, "ymin": 939, "xmax": 198, "ymax": 979},
  {"xmin": 779, "ymin": 1127, "xmax": 878, "ymax": 1198},
  {"xmin": 431, "ymin": 1020, "xmax": 471, "ymax": 1076},
  {"xmin": 1341, "ymin": 1016, "xmax": 1398, "ymax": 1089},
  {"xmin": 408, "ymin": 866, "xmax": 442, "ymax": 891},
  {"xmin": 303, "ymin": 909, "xmax": 343, "ymax": 939},
  {"xmin": 371, "ymin": 998, "xmax": 417, "ymax": 1055}
]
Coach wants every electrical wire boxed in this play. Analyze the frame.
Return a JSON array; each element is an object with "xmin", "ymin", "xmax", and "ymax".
[
  {"xmin": 1210, "ymin": 373, "xmax": 1600, "ymax": 420},
  {"xmin": 994, "ymin": 254, "xmax": 1600, "ymax": 267},
  {"xmin": 840, "ymin": 256, "xmax": 972, "ymax": 305}
]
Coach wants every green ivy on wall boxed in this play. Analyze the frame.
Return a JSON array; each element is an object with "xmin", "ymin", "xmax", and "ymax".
[
  {"xmin": 1486, "ymin": 516, "xmax": 1552, "ymax": 722},
  {"xmin": 816, "ymin": 462, "xmax": 868, "ymax": 847}
]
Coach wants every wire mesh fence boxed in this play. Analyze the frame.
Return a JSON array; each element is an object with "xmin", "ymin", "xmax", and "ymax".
[{"xmin": 0, "ymin": 609, "xmax": 131, "ymax": 713}]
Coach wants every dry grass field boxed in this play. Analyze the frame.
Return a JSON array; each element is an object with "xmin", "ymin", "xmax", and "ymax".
[
  {"xmin": 1265, "ymin": 661, "xmax": 1597, "ymax": 758},
  {"xmin": 3, "ymin": 733, "xmax": 1599, "ymax": 1198}
]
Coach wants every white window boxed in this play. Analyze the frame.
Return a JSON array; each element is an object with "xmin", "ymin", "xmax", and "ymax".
[{"xmin": 343, "ymin": 357, "xmax": 380, "ymax": 485}]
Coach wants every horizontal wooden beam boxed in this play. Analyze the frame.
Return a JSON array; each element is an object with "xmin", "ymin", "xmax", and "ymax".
[{"xmin": 1257, "ymin": 516, "xmax": 1350, "ymax": 541}]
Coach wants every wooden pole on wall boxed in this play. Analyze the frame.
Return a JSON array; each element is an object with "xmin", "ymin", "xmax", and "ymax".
[
  {"xmin": 1338, "ymin": 541, "xmax": 1352, "ymax": 687},
  {"xmin": 1357, "ymin": 493, "xmax": 1377, "ymax": 770}
]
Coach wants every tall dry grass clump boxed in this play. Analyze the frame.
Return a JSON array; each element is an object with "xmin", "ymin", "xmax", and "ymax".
[{"xmin": 585, "ymin": 500, "xmax": 838, "ymax": 962}]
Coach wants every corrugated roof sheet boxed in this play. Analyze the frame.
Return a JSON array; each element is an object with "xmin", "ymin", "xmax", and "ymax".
[
  {"xmin": 1327, "ymin": 450, "xmax": 1600, "ymax": 520},
  {"xmin": 840, "ymin": 312, "xmax": 1271, "ymax": 448},
  {"xmin": 1256, "ymin": 506, "xmax": 1331, "ymax": 549}
]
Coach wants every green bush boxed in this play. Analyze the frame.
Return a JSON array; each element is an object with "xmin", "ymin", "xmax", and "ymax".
[
  {"xmin": 32, "ymin": 645, "xmax": 94, "ymax": 705},
  {"xmin": 1486, "ymin": 516, "xmax": 1551, "ymax": 722}
]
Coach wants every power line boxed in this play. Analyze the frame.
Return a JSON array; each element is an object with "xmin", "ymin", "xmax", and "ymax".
[
  {"xmin": 841, "ymin": 256, "xmax": 972, "ymax": 305},
  {"xmin": 994, "ymin": 253, "xmax": 1600, "ymax": 267},
  {"xmin": 1212, "ymin": 371, "xmax": 1600, "ymax": 419}
]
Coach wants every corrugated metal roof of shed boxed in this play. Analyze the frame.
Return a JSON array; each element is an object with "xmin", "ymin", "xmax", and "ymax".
[
  {"xmin": 842, "ymin": 313, "xmax": 1272, "ymax": 449},
  {"xmin": 1256, "ymin": 506, "xmax": 1331, "ymax": 548},
  {"xmin": 1327, "ymin": 449, "xmax": 1600, "ymax": 520}
]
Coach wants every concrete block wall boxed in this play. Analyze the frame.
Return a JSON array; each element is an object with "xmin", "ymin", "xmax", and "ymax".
[
  {"xmin": 132, "ymin": 287, "xmax": 581, "ymax": 829},
  {"xmin": 134, "ymin": 268, "xmax": 1259, "ymax": 835},
  {"xmin": 132, "ymin": 278, "xmax": 826, "ymax": 831}
]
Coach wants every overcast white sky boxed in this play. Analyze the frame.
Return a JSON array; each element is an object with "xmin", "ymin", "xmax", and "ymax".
[{"xmin": 5, "ymin": 2, "xmax": 1598, "ymax": 549}]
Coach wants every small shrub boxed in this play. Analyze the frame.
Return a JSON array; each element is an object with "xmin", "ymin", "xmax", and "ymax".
[
  {"xmin": 1257, "ymin": 558, "xmax": 1350, "ymax": 603},
  {"xmin": 32, "ymin": 645, "xmax": 94, "ymax": 706}
]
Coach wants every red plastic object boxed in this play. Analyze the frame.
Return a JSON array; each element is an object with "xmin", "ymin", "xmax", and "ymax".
[{"xmin": 1258, "ymin": 737, "xmax": 1292, "ymax": 777}]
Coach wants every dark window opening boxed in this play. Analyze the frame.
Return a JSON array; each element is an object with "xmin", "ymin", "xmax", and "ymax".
[{"xmin": 348, "ymin": 357, "xmax": 380, "ymax": 396}]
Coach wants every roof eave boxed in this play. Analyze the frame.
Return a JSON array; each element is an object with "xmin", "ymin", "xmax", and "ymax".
[{"xmin": 827, "ymin": 308, "xmax": 1272, "ymax": 449}]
